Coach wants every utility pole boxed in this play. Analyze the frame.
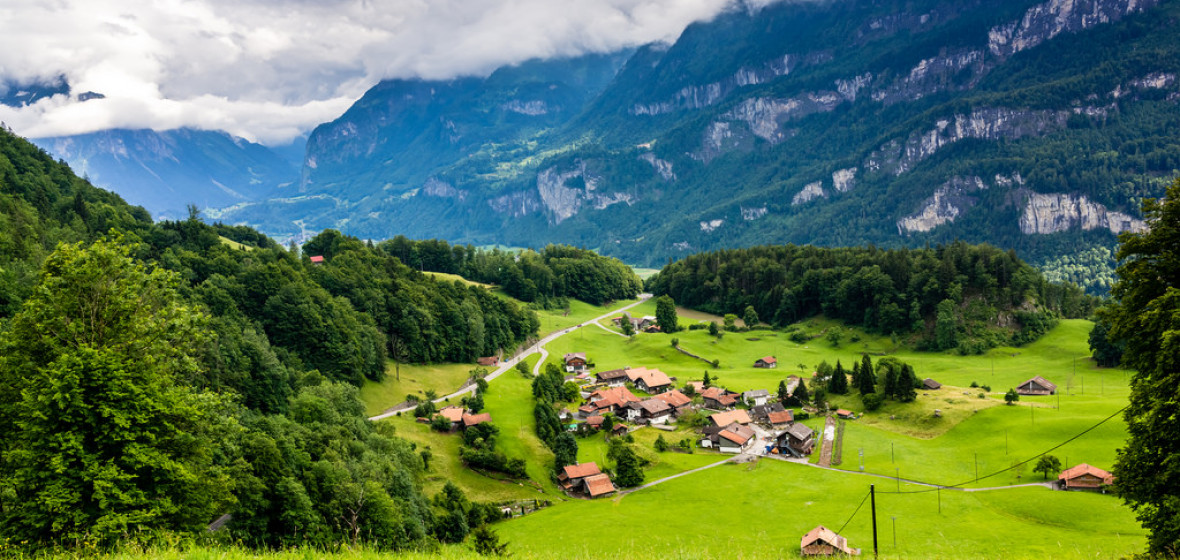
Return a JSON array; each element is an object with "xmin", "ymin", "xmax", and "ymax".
[
  {"xmin": 974, "ymin": 452, "xmax": 979, "ymax": 483},
  {"xmin": 891, "ymin": 442, "xmax": 895, "ymax": 464},
  {"xmin": 937, "ymin": 486, "xmax": 942, "ymax": 514},
  {"xmin": 870, "ymin": 485, "xmax": 879, "ymax": 559},
  {"xmin": 891, "ymin": 516, "xmax": 897, "ymax": 548},
  {"xmin": 895, "ymin": 467, "xmax": 900, "ymax": 492}
]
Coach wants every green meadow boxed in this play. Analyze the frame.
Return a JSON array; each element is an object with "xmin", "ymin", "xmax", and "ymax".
[{"xmin": 359, "ymin": 361, "xmax": 478, "ymax": 416}]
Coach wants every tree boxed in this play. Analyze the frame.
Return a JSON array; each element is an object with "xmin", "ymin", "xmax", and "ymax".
[
  {"xmin": 621, "ymin": 318, "xmax": 635, "ymax": 337},
  {"xmin": 1004, "ymin": 389, "xmax": 1020, "ymax": 405},
  {"xmin": 552, "ymin": 432, "xmax": 579, "ymax": 472},
  {"xmin": 778, "ymin": 379, "xmax": 791, "ymax": 404},
  {"xmin": 1088, "ymin": 316, "xmax": 1124, "ymax": 367},
  {"xmin": 1034, "ymin": 455, "xmax": 1062, "ymax": 480},
  {"xmin": 708, "ymin": 321, "xmax": 720, "ymax": 337},
  {"xmin": 471, "ymin": 525, "xmax": 509, "ymax": 556},
  {"xmin": 1108, "ymin": 179, "xmax": 1180, "ymax": 555},
  {"xmin": 723, "ymin": 313, "xmax": 738, "ymax": 332},
  {"xmin": 0, "ymin": 238, "xmax": 233, "ymax": 545},
  {"xmin": 613, "ymin": 446, "xmax": 645, "ymax": 487},
  {"xmin": 655, "ymin": 295, "xmax": 679, "ymax": 333},
  {"xmin": 827, "ymin": 327, "xmax": 843, "ymax": 347},
  {"xmin": 828, "ymin": 360, "xmax": 849, "ymax": 394},
  {"xmin": 794, "ymin": 377, "xmax": 810, "ymax": 405},
  {"xmin": 654, "ymin": 434, "xmax": 669, "ymax": 452},
  {"xmin": 703, "ymin": 371, "xmax": 712, "ymax": 387},
  {"xmin": 743, "ymin": 305, "xmax": 760, "ymax": 328}
]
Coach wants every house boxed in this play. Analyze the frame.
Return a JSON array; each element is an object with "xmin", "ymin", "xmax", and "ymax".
[
  {"xmin": 1017, "ymin": 376, "xmax": 1057, "ymax": 396},
  {"xmin": 754, "ymin": 356, "xmax": 778, "ymax": 368},
  {"xmin": 835, "ymin": 409, "xmax": 854, "ymax": 419},
  {"xmin": 778, "ymin": 422, "xmax": 815, "ymax": 455},
  {"xmin": 585, "ymin": 415, "xmax": 605, "ymax": 429},
  {"xmin": 612, "ymin": 314, "xmax": 658, "ymax": 332},
  {"xmin": 596, "ymin": 368, "xmax": 629, "ymax": 387},
  {"xmin": 477, "ymin": 356, "xmax": 500, "ymax": 367},
  {"xmin": 700, "ymin": 387, "xmax": 739, "ymax": 409},
  {"xmin": 922, "ymin": 378, "xmax": 941, "ymax": 390},
  {"xmin": 558, "ymin": 462, "xmax": 603, "ymax": 494},
  {"xmin": 437, "ymin": 406, "xmax": 465, "ymax": 430},
  {"xmin": 701, "ymin": 422, "xmax": 756, "ymax": 453},
  {"xmin": 563, "ymin": 352, "xmax": 588, "ymax": 373},
  {"xmin": 627, "ymin": 367, "xmax": 672, "ymax": 394},
  {"xmin": 584, "ymin": 473, "xmax": 617, "ymax": 497},
  {"xmin": 654, "ymin": 389, "xmax": 693, "ymax": 413},
  {"xmin": 581, "ymin": 386, "xmax": 640, "ymax": 416},
  {"xmin": 461, "ymin": 412, "xmax": 492, "ymax": 429},
  {"xmin": 625, "ymin": 398, "xmax": 673, "ymax": 424},
  {"xmin": 801, "ymin": 525, "xmax": 859, "ymax": 556},
  {"xmin": 743, "ymin": 389, "xmax": 771, "ymax": 406},
  {"xmin": 309, "ymin": 255, "xmax": 325, "ymax": 265},
  {"xmin": 749, "ymin": 402, "xmax": 785, "ymax": 423},
  {"xmin": 709, "ymin": 409, "xmax": 752, "ymax": 427},
  {"xmin": 1058, "ymin": 463, "xmax": 1115, "ymax": 491},
  {"xmin": 767, "ymin": 409, "xmax": 795, "ymax": 426}
]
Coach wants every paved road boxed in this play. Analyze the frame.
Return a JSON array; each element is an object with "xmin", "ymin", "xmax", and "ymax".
[
  {"xmin": 368, "ymin": 294, "xmax": 651, "ymax": 421},
  {"xmin": 617, "ymin": 457, "xmax": 735, "ymax": 495}
]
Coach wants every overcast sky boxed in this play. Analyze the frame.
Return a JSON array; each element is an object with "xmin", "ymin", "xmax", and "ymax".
[{"xmin": 0, "ymin": 0, "xmax": 772, "ymax": 145}]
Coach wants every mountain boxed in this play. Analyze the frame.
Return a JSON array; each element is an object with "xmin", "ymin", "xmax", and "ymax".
[
  {"xmin": 203, "ymin": 1, "xmax": 1180, "ymax": 291},
  {"xmin": 33, "ymin": 128, "xmax": 299, "ymax": 220}
]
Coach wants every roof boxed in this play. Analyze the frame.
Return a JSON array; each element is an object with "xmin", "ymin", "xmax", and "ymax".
[
  {"xmin": 632, "ymin": 398, "xmax": 672, "ymax": 415},
  {"xmin": 588, "ymin": 386, "xmax": 640, "ymax": 410},
  {"xmin": 462, "ymin": 412, "xmax": 492, "ymax": 427},
  {"xmin": 585, "ymin": 415, "xmax": 605, "ymax": 427},
  {"xmin": 710, "ymin": 409, "xmax": 752, "ymax": 426},
  {"xmin": 701, "ymin": 387, "xmax": 738, "ymax": 406},
  {"xmin": 836, "ymin": 409, "xmax": 853, "ymax": 417},
  {"xmin": 1020, "ymin": 375, "xmax": 1057, "ymax": 391},
  {"xmin": 563, "ymin": 352, "xmax": 587, "ymax": 362},
  {"xmin": 757, "ymin": 356, "xmax": 777, "ymax": 364},
  {"xmin": 584, "ymin": 473, "xmax": 616, "ymax": 497},
  {"xmin": 768, "ymin": 410, "xmax": 795, "ymax": 424},
  {"xmin": 562, "ymin": 462, "xmax": 601, "ymax": 480},
  {"xmin": 597, "ymin": 368, "xmax": 629, "ymax": 381},
  {"xmin": 743, "ymin": 389, "xmax": 771, "ymax": 399},
  {"xmin": 719, "ymin": 425, "xmax": 754, "ymax": 446},
  {"xmin": 786, "ymin": 422, "xmax": 814, "ymax": 440},
  {"xmin": 438, "ymin": 406, "xmax": 465, "ymax": 422},
  {"xmin": 922, "ymin": 378, "xmax": 941, "ymax": 389},
  {"xmin": 1059, "ymin": 463, "xmax": 1114, "ymax": 484},
  {"xmin": 685, "ymin": 381, "xmax": 705, "ymax": 393},
  {"xmin": 309, "ymin": 255, "xmax": 324, "ymax": 263},
  {"xmin": 801, "ymin": 525, "xmax": 856, "ymax": 555},
  {"xmin": 477, "ymin": 356, "xmax": 499, "ymax": 366},
  {"xmin": 628, "ymin": 367, "xmax": 672, "ymax": 389},
  {"xmin": 654, "ymin": 390, "xmax": 692, "ymax": 408}
]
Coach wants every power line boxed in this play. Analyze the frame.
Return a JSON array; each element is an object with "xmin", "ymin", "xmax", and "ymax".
[
  {"xmin": 878, "ymin": 404, "xmax": 1129, "ymax": 494},
  {"xmin": 837, "ymin": 489, "xmax": 872, "ymax": 534}
]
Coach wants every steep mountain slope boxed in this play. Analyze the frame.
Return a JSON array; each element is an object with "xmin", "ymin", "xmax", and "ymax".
[
  {"xmin": 33, "ymin": 128, "xmax": 298, "ymax": 220},
  {"xmin": 221, "ymin": 0, "xmax": 1180, "ymax": 291}
]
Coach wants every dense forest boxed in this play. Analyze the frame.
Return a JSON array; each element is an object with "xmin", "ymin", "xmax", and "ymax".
[
  {"xmin": 379, "ymin": 236, "xmax": 643, "ymax": 307},
  {"xmin": 0, "ymin": 126, "xmax": 531, "ymax": 549},
  {"xmin": 646, "ymin": 243, "xmax": 1097, "ymax": 353}
]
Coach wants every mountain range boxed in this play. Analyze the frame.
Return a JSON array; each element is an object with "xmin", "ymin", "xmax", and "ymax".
[{"xmin": 30, "ymin": 0, "xmax": 1180, "ymax": 290}]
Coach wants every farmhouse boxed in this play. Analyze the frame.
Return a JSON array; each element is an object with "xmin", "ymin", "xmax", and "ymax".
[
  {"xmin": 754, "ymin": 356, "xmax": 778, "ymax": 368},
  {"xmin": 585, "ymin": 415, "xmax": 605, "ymax": 430},
  {"xmin": 559, "ymin": 462, "xmax": 616, "ymax": 497},
  {"xmin": 477, "ymin": 356, "xmax": 500, "ymax": 367},
  {"xmin": 767, "ymin": 409, "xmax": 795, "ymax": 426},
  {"xmin": 627, "ymin": 367, "xmax": 672, "ymax": 393},
  {"xmin": 701, "ymin": 422, "xmax": 756, "ymax": 453},
  {"xmin": 778, "ymin": 422, "xmax": 815, "ymax": 455},
  {"xmin": 709, "ymin": 409, "xmax": 752, "ymax": 427},
  {"xmin": 653, "ymin": 389, "xmax": 693, "ymax": 413},
  {"xmin": 436, "ymin": 406, "xmax": 466, "ymax": 430},
  {"xmin": 596, "ymin": 368, "xmax": 629, "ymax": 387},
  {"xmin": 563, "ymin": 352, "xmax": 588, "ymax": 373},
  {"xmin": 625, "ymin": 398, "xmax": 674, "ymax": 424},
  {"xmin": 749, "ymin": 402, "xmax": 786, "ymax": 423},
  {"xmin": 700, "ymin": 386, "xmax": 739, "ymax": 409},
  {"xmin": 461, "ymin": 412, "xmax": 492, "ymax": 429},
  {"xmin": 801, "ymin": 525, "xmax": 859, "ymax": 556},
  {"xmin": 922, "ymin": 378, "xmax": 941, "ymax": 390},
  {"xmin": 1017, "ymin": 376, "xmax": 1057, "ymax": 395},
  {"xmin": 743, "ymin": 389, "xmax": 771, "ymax": 406},
  {"xmin": 584, "ymin": 473, "xmax": 617, "ymax": 497},
  {"xmin": 580, "ymin": 386, "xmax": 640, "ymax": 416},
  {"xmin": 1058, "ymin": 463, "xmax": 1114, "ymax": 491}
]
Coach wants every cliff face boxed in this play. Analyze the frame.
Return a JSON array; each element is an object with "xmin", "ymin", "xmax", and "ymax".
[
  {"xmin": 898, "ymin": 176, "xmax": 988, "ymax": 234},
  {"xmin": 988, "ymin": 0, "xmax": 1158, "ymax": 58},
  {"xmin": 1019, "ymin": 192, "xmax": 1146, "ymax": 235}
]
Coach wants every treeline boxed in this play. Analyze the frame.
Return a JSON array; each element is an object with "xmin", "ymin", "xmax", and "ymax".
[
  {"xmin": 380, "ymin": 236, "xmax": 643, "ymax": 306},
  {"xmin": 0, "ymin": 128, "xmax": 523, "ymax": 550},
  {"xmin": 647, "ymin": 242, "xmax": 1098, "ymax": 352}
]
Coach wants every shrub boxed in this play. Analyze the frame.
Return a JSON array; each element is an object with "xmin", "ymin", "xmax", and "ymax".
[{"xmin": 862, "ymin": 392, "xmax": 885, "ymax": 411}]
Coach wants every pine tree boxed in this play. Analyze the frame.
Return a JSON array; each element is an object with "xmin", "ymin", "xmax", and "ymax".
[{"xmin": 828, "ymin": 360, "xmax": 848, "ymax": 394}]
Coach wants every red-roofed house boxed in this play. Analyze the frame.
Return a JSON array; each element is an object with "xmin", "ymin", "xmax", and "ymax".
[
  {"xmin": 755, "ymin": 356, "xmax": 778, "ymax": 368},
  {"xmin": 309, "ymin": 255, "xmax": 325, "ymax": 264},
  {"xmin": 632, "ymin": 368, "xmax": 672, "ymax": 394},
  {"xmin": 625, "ymin": 398, "xmax": 673, "ymax": 424},
  {"xmin": 462, "ymin": 412, "xmax": 492, "ymax": 428},
  {"xmin": 709, "ymin": 409, "xmax": 752, "ymax": 427},
  {"xmin": 581, "ymin": 386, "xmax": 640, "ymax": 416},
  {"xmin": 701, "ymin": 387, "xmax": 739, "ymax": 409},
  {"xmin": 767, "ymin": 409, "xmax": 795, "ymax": 426},
  {"xmin": 437, "ymin": 406, "xmax": 465, "ymax": 430},
  {"xmin": 477, "ymin": 356, "xmax": 500, "ymax": 367},
  {"xmin": 584, "ymin": 473, "xmax": 617, "ymax": 497},
  {"xmin": 558, "ymin": 462, "xmax": 602, "ymax": 494},
  {"xmin": 654, "ymin": 389, "xmax": 692, "ymax": 413},
  {"xmin": 801, "ymin": 525, "xmax": 859, "ymax": 556},
  {"xmin": 1058, "ymin": 463, "xmax": 1115, "ymax": 491}
]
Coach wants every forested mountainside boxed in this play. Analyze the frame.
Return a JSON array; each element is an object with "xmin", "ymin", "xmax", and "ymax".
[
  {"xmin": 646, "ymin": 242, "xmax": 1096, "ymax": 353},
  {"xmin": 208, "ymin": 0, "xmax": 1179, "ymax": 294},
  {"xmin": 0, "ymin": 125, "xmax": 536, "ymax": 548}
]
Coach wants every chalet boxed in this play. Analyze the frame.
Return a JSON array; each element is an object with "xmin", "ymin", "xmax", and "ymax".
[
  {"xmin": 627, "ymin": 367, "xmax": 673, "ymax": 394},
  {"xmin": 625, "ymin": 398, "xmax": 673, "ymax": 424},
  {"xmin": 701, "ymin": 422, "xmax": 755, "ymax": 453},
  {"xmin": 461, "ymin": 412, "xmax": 492, "ymax": 429},
  {"xmin": 437, "ymin": 406, "xmax": 465, "ymax": 430},
  {"xmin": 580, "ymin": 386, "xmax": 640, "ymax": 416},
  {"xmin": 563, "ymin": 352, "xmax": 588, "ymax": 373},
  {"xmin": 922, "ymin": 378, "xmax": 941, "ymax": 390},
  {"xmin": 778, "ymin": 422, "xmax": 815, "ymax": 455},
  {"xmin": 1017, "ymin": 376, "xmax": 1057, "ymax": 396},
  {"xmin": 1058, "ymin": 463, "xmax": 1115, "ymax": 491},
  {"xmin": 558, "ymin": 462, "xmax": 604, "ymax": 495},
  {"xmin": 585, "ymin": 415, "xmax": 605, "ymax": 430},
  {"xmin": 767, "ymin": 409, "xmax": 795, "ymax": 427},
  {"xmin": 754, "ymin": 356, "xmax": 778, "ymax": 369},
  {"xmin": 584, "ymin": 473, "xmax": 617, "ymax": 497},
  {"xmin": 653, "ymin": 389, "xmax": 693, "ymax": 413},
  {"xmin": 309, "ymin": 255, "xmax": 325, "ymax": 265},
  {"xmin": 709, "ymin": 409, "xmax": 752, "ymax": 427},
  {"xmin": 801, "ymin": 525, "xmax": 859, "ymax": 556},
  {"xmin": 743, "ymin": 389, "xmax": 771, "ymax": 406},
  {"xmin": 596, "ymin": 368, "xmax": 629, "ymax": 387},
  {"xmin": 700, "ymin": 387, "xmax": 739, "ymax": 409},
  {"xmin": 749, "ymin": 402, "xmax": 788, "ymax": 423},
  {"xmin": 477, "ymin": 356, "xmax": 500, "ymax": 367}
]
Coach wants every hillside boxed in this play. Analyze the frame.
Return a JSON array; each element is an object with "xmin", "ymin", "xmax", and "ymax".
[{"xmin": 199, "ymin": 0, "xmax": 1180, "ymax": 295}]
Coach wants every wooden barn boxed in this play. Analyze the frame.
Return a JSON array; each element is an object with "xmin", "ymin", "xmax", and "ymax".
[
  {"xmin": 801, "ymin": 525, "xmax": 859, "ymax": 556},
  {"xmin": 1058, "ymin": 463, "xmax": 1114, "ymax": 491},
  {"xmin": 1017, "ymin": 376, "xmax": 1057, "ymax": 396}
]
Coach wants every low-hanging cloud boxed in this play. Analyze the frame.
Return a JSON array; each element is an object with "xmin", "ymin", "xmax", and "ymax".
[{"xmin": 0, "ymin": 0, "xmax": 761, "ymax": 145}]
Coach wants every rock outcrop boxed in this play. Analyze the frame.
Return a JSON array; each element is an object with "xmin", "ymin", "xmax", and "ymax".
[
  {"xmin": 723, "ymin": 92, "xmax": 844, "ymax": 144},
  {"xmin": 832, "ymin": 168, "xmax": 858, "ymax": 193},
  {"xmin": 1019, "ymin": 192, "xmax": 1145, "ymax": 235},
  {"xmin": 792, "ymin": 181, "xmax": 826, "ymax": 206},
  {"xmin": 533, "ymin": 162, "xmax": 633, "ymax": 224},
  {"xmin": 639, "ymin": 152, "xmax": 676, "ymax": 181},
  {"xmin": 700, "ymin": 219, "xmax": 724, "ymax": 233},
  {"xmin": 988, "ymin": 0, "xmax": 1158, "ymax": 58},
  {"xmin": 897, "ymin": 176, "xmax": 987, "ymax": 234}
]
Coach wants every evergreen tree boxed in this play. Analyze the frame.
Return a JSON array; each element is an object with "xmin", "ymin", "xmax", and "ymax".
[
  {"xmin": 655, "ymin": 295, "xmax": 679, "ymax": 333},
  {"xmin": 553, "ymin": 432, "xmax": 578, "ymax": 472},
  {"xmin": 858, "ymin": 355, "xmax": 876, "ymax": 395},
  {"xmin": 794, "ymin": 377, "xmax": 810, "ymax": 405},
  {"xmin": 778, "ymin": 379, "xmax": 791, "ymax": 404},
  {"xmin": 828, "ymin": 360, "xmax": 849, "ymax": 394},
  {"xmin": 896, "ymin": 364, "xmax": 918, "ymax": 402},
  {"xmin": 614, "ymin": 447, "xmax": 645, "ymax": 488}
]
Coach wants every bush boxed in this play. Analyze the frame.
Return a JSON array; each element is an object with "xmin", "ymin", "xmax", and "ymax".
[
  {"xmin": 981, "ymin": 385, "xmax": 992, "ymax": 392},
  {"xmin": 1005, "ymin": 389, "xmax": 1020, "ymax": 405},
  {"xmin": 862, "ymin": 392, "xmax": 885, "ymax": 411},
  {"xmin": 970, "ymin": 381, "xmax": 979, "ymax": 388}
]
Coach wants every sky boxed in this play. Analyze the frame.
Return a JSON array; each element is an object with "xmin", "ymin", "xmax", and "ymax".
[{"xmin": 0, "ymin": 0, "xmax": 771, "ymax": 145}]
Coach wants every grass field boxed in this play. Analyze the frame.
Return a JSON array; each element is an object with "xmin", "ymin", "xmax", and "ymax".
[
  {"xmin": 359, "ymin": 361, "xmax": 479, "ymax": 416},
  {"xmin": 422, "ymin": 271, "xmax": 493, "ymax": 288},
  {"xmin": 532, "ymin": 297, "xmax": 641, "ymax": 335}
]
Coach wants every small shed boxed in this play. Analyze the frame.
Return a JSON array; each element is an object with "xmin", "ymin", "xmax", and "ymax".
[
  {"xmin": 801, "ymin": 525, "xmax": 859, "ymax": 556},
  {"xmin": 1059, "ymin": 463, "xmax": 1114, "ymax": 491},
  {"xmin": 754, "ymin": 356, "xmax": 778, "ymax": 369},
  {"xmin": 922, "ymin": 378, "xmax": 941, "ymax": 390},
  {"xmin": 835, "ymin": 409, "xmax": 854, "ymax": 419},
  {"xmin": 477, "ymin": 356, "xmax": 500, "ymax": 367},
  {"xmin": 309, "ymin": 255, "xmax": 325, "ymax": 265},
  {"xmin": 1017, "ymin": 376, "xmax": 1057, "ymax": 396}
]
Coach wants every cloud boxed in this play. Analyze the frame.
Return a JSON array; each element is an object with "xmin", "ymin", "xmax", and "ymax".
[{"xmin": 0, "ymin": 0, "xmax": 746, "ymax": 145}]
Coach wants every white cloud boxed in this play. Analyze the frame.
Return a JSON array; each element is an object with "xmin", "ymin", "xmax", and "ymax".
[{"xmin": 0, "ymin": 0, "xmax": 748, "ymax": 145}]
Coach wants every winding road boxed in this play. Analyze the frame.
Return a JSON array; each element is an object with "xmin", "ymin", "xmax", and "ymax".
[{"xmin": 368, "ymin": 294, "xmax": 651, "ymax": 422}]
